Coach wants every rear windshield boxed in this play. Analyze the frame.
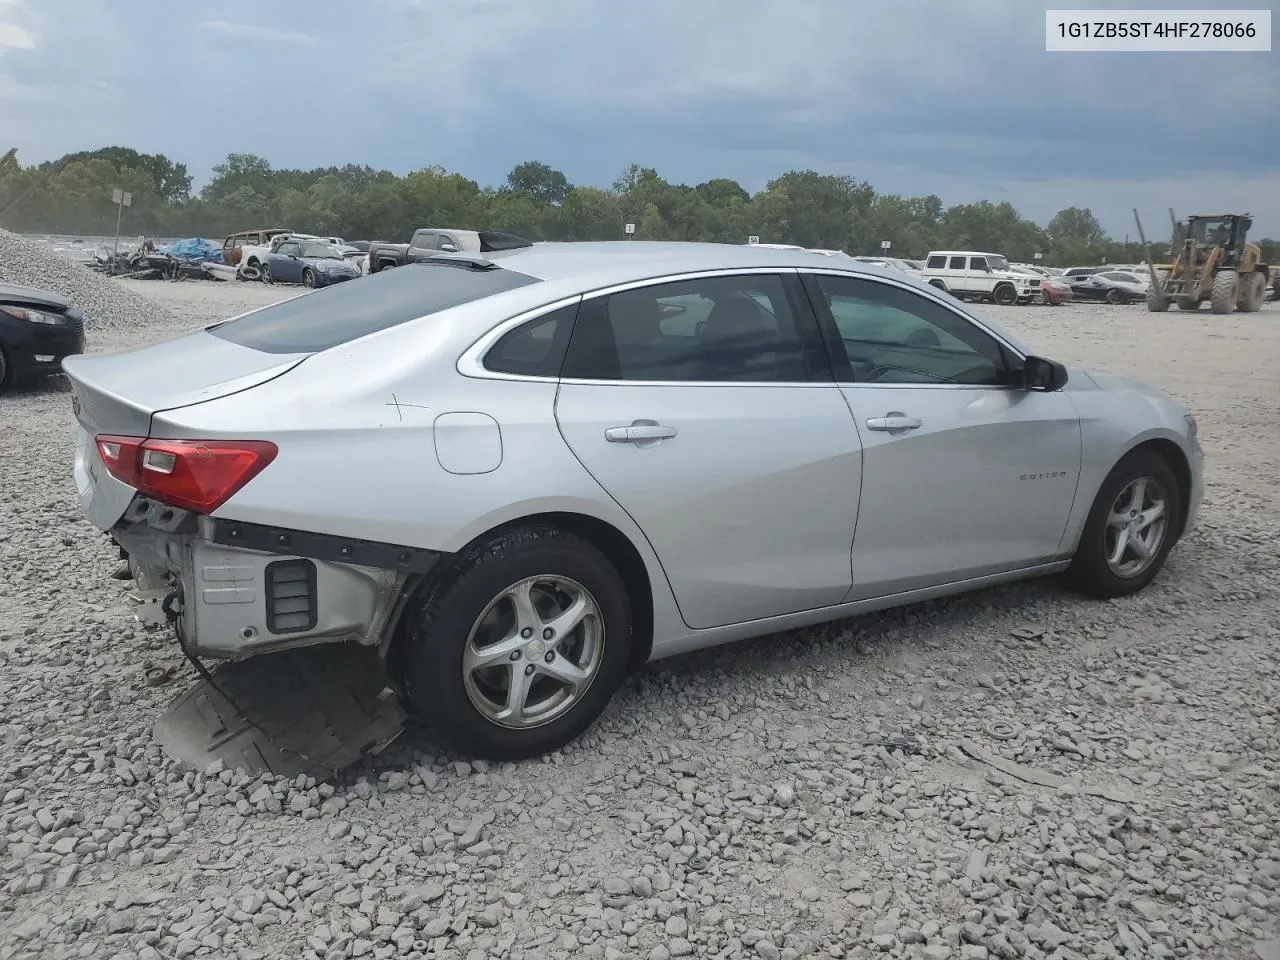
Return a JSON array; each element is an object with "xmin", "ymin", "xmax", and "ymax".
[{"xmin": 207, "ymin": 261, "xmax": 540, "ymax": 354}]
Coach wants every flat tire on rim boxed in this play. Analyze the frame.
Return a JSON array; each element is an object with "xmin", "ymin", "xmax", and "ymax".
[
  {"xmin": 397, "ymin": 526, "xmax": 632, "ymax": 760},
  {"xmin": 1067, "ymin": 448, "xmax": 1183, "ymax": 598}
]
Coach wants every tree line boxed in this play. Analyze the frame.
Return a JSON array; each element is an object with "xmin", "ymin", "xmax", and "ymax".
[{"xmin": 1, "ymin": 147, "xmax": 1274, "ymax": 268}]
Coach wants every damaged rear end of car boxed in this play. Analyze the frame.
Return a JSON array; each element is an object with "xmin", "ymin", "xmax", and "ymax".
[{"xmin": 62, "ymin": 258, "xmax": 542, "ymax": 662}]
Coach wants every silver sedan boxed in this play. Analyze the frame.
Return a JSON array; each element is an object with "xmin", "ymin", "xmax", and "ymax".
[{"xmin": 63, "ymin": 243, "xmax": 1204, "ymax": 759}]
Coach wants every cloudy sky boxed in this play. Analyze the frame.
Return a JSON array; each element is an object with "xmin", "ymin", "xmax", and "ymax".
[{"xmin": 2, "ymin": 0, "xmax": 1277, "ymax": 236}]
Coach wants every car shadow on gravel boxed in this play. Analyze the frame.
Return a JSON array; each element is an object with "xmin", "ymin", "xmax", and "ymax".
[{"xmin": 2, "ymin": 373, "xmax": 72, "ymax": 397}]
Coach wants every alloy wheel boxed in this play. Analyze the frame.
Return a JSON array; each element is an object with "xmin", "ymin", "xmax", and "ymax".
[
  {"xmin": 462, "ymin": 575, "xmax": 605, "ymax": 729},
  {"xmin": 1104, "ymin": 476, "xmax": 1169, "ymax": 578}
]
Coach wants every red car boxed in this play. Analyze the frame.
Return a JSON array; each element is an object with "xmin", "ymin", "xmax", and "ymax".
[{"xmin": 1036, "ymin": 276, "xmax": 1074, "ymax": 305}]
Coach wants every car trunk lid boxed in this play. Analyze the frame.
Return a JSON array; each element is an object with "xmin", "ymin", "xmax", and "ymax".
[{"xmin": 62, "ymin": 329, "xmax": 310, "ymax": 531}]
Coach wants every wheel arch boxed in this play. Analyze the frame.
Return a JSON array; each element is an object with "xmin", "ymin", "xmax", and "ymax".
[
  {"xmin": 1114, "ymin": 436, "xmax": 1194, "ymax": 542},
  {"xmin": 391, "ymin": 510, "xmax": 657, "ymax": 671}
]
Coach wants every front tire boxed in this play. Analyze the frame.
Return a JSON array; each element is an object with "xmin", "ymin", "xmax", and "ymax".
[
  {"xmin": 1066, "ymin": 448, "xmax": 1182, "ymax": 599},
  {"xmin": 1147, "ymin": 287, "xmax": 1170, "ymax": 312},
  {"xmin": 1210, "ymin": 269, "xmax": 1238, "ymax": 314},
  {"xmin": 261, "ymin": 264, "xmax": 273, "ymax": 285},
  {"xmin": 302, "ymin": 268, "xmax": 316, "ymax": 288},
  {"xmin": 1105, "ymin": 287, "xmax": 1123, "ymax": 305},
  {"xmin": 0, "ymin": 346, "xmax": 9, "ymax": 394},
  {"xmin": 993, "ymin": 284, "xmax": 1017, "ymax": 306},
  {"xmin": 397, "ymin": 526, "xmax": 633, "ymax": 760}
]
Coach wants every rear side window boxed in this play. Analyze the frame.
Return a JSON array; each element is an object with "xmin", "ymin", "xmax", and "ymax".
[
  {"xmin": 483, "ymin": 302, "xmax": 579, "ymax": 377},
  {"xmin": 948, "ymin": 256, "xmax": 967, "ymax": 269},
  {"xmin": 209, "ymin": 262, "xmax": 540, "ymax": 354}
]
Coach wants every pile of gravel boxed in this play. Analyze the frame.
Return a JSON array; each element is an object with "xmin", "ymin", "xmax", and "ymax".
[{"xmin": 0, "ymin": 229, "xmax": 175, "ymax": 332}]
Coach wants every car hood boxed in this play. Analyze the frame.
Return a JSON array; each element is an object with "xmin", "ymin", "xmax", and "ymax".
[
  {"xmin": 1070, "ymin": 367, "xmax": 1165, "ymax": 398},
  {"xmin": 302, "ymin": 257, "xmax": 356, "ymax": 269},
  {"xmin": 0, "ymin": 282, "xmax": 73, "ymax": 311}
]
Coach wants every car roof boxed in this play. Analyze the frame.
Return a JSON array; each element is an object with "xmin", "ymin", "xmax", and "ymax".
[
  {"xmin": 471, "ymin": 241, "xmax": 921, "ymax": 287},
  {"xmin": 926, "ymin": 251, "xmax": 1006, "ymax": 258}
]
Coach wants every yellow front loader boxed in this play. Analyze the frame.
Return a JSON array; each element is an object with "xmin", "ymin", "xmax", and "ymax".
[{"xmin": 1134, "ymin": 210, "xmax": 1270, "ymax": 314}]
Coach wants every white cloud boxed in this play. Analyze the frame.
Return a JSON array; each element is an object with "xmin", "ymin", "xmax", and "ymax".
[
  {"xmin": 0, "ymin": 21, "xmax": 34, "ymax": 55},
  {"xmin": 198, "ymin": 20, "xmax": 321, "ymax": 48}
]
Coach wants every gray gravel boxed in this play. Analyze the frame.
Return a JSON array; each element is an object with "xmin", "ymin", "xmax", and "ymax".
[
  {"xmin": 0, "ymin": 230, "xmax": 176, "ymax": 334},
  {"xmin": 1, "ymin": 249, "xmax": 1278, "ymax": 960}
]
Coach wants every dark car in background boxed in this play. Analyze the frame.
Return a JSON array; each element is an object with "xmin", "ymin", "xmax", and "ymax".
[
  {"xmin": 0, "ymin": 283, "xmax": 85, "ymax": 393},
  {"xmin": 262, "ymin": 240, "xmax": 362, "ymax": 288},
  {"xmin": 1068, "ymin": 270, "xmax": 1150, "ymax": 305}
]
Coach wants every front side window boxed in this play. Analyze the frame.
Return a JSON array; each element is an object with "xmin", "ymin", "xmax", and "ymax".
[
  {"xmin": 562, "ymin": 274, "xmax": 810, "ymax": 383},
  {"xmin": 968, "ymin": 257, "xmax": 988, "ymax": 271},
  {"xmin": 810, "ymin": 273, "xmax": 1011, "ymax": 386},
  {"xmin": 277, "ymin": 243, "xmax": 301, "ymax": 257}
]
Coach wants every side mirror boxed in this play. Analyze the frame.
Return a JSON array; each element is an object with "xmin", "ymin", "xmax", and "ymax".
[{"xmin": 1021, "ymin": 355, "xmax": 1069, "ymax": 392}]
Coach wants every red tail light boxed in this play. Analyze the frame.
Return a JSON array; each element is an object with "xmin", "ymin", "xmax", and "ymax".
[{"xmin": 95, "ymin": 436, "xmax": 277, "ymax": 513}]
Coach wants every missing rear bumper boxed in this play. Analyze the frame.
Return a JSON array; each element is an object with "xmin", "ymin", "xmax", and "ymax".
[{"xmin": 113, "ymin": 503, "xmax": 440, "ymax": 660}]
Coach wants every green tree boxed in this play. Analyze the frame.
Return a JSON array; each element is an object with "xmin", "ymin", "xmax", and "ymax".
[{"xmin": 505, "ymin": 161, "xmax": 570, "ymax": 205}]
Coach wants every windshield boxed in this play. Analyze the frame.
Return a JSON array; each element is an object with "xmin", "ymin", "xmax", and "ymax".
[
  {"xmin": 300, "ymin": 242, "xmax": 342, "ymax": 259},
  {"xmin": 986, "ymin": 255, "xmax": 1010, "ymax": 271}
]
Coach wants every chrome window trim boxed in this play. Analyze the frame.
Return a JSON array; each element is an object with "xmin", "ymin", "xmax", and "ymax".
[
  {"xmin": 458, "ymin": 267, "xmax": 815, "ymax": 386},
  {"xmin": 457, "ymin": 265, "xmax": 1029, "ymax": 390},
  {"xmin": 456, "ymin": 294, "xmax": 585, "ymax": 382}
]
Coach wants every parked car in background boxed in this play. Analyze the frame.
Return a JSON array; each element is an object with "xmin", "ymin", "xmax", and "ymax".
[
  {"xmin": 63, "ymin": 241, "xmax": 1203, "ymax": 759},
  {"xmin": 1037, "ymin": 276, "xmax": 1074, "ymax": 305},
  {"xmin": 1068, "ymin": 271, "xmax": 1149, "ymax": 304},
  {"xmin": 1, "ymin": 282, "xmax": 85, "ymax": 394},
  {"xmin": 922, "ymin": 251, "xmax": 1039, "ymax": 305},
  {"xmin": 854, "ymin": 257, "xmax": 921, "ymax": 274},
  {"xmin": 262, "ymin": 240, "xmax": 362, "ymax": 288},
  {"xmin": 222, "ymin": 228, "xmax": 292, "ymax": 269},
  {"xmin": 1061, "ymin": 267, "xmax": 1102, "ymax": 280},
  {"xmin": 367, "ymin": 228, "xmax": 532, "ymax": 273},
  {"xmin": 1009, "ymin": 266, "xmax": 1063, "ymax": 305}
]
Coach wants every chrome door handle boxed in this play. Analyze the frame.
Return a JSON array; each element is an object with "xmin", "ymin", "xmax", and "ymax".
[
  {"xmin": 866, "ymin": 414, "xmax": 922, "ymax": 432},
  {"xmin": 605, "ymin": 421, "xmax": 678, "ymax": 443}
]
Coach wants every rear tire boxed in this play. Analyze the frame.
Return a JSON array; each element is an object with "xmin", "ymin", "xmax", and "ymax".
[
  {"xmin": 1066, "ymin": 448, "xmax": 1183, "ymax": 599},
  {"xmin": 0, "ymin": 346, "xmax": 9, "ymax": 394},
  {"xmin": 1239, "ymin": 271, "xmax": 1266, "ymax": 313},
  {"xmin": 1174, "ymin": 296, "xmax": 1200, "ymax": 310},
  {"xmin": 1210, "ymin": 269, "xmax": 1238, "ymax": 314},
  {"xmin": 396, "ymin": 526, "xmax": 633, "ymax": 760}
]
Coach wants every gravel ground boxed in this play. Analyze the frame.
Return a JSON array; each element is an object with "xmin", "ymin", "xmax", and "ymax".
[{"xmin": 1, "ymin": 260, "xmax": 1278, "ymax": 960}]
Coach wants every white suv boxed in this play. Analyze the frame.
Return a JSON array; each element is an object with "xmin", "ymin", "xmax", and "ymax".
[{"xmin": 922, "ymin": 251, "xmax": 1037, "ymax": 305}]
